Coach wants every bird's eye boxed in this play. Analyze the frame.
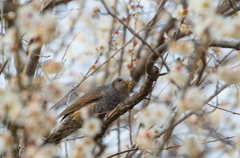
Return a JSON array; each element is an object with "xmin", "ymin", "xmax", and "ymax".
[{"xmin": 118, "ymin": 78, "xmax": 122, "ymax": 82}]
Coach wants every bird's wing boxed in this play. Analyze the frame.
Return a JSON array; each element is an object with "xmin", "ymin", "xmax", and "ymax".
[{"xmin": 57, "ymin": 86, "xmax": 106, "ymax": 119}]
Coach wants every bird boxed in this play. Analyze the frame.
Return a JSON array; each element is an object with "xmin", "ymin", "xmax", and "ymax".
[{"xmin": 44, "ymin": 76, "xmax": 132, "ymax": 144}]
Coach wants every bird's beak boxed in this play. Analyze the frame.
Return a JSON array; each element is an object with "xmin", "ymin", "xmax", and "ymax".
[{"xmin": 125, "ymin": 80, "xmax": 132, "ymax": 88}]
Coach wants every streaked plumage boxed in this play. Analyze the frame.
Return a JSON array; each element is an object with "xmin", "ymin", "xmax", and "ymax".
[{"xmin": 44, "ymin": 76, "xmax": 132, "ymax": 144}]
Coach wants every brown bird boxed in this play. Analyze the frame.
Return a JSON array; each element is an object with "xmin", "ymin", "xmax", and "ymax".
[{"xmin": 44, "ymin": 76, "xmax": 132, "ymax": 144}]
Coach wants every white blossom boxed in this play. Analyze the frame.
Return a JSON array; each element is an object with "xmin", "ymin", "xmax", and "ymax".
[
  {"xmin": 172, "ymin": 4, "xmax": 185, "ymax": 20},
  {"xmin": 0, "ymin": 88, "xmax": 25, "ymax": 125},
  {"xmin": 149, "ymin": 126, "xmax": 162, "ymax": 136},
  {"xmin": 210, "ymin": 16, "xmax": 228, "ymax": 39},
  {"xmin": 3, "ymin": 27, "xmax": 17, "ymax": 45},
  {"xmin": 128, "ymin": 4, "xmax": 135, "ymax": 10},
  {"xmin": 16, "ymin": 4, "xmax": 39, "ymax": 35},
  {"xmin": 25, "ymin": 100, "xmax": 57, "ymax": 139},
  {"xmin": 93, "ymin": 43, "xmax": 109, "ymax": 54},
  {"xmin": 45, "ymin": 82, "xmax": 65, "ymax": 102},
  {"xmin": 7, "ymin": 11, "xmax": 16, "ymax": 20},
  {"xmin": 169, "ymin": 61, "xmax": 189, "ymax": 87},
  {"xmin": 33, "ymin": 12, "xmax": 56, "ymax": 43},
  {"xmin": 98, "ymin": 43, "xmax": 109, "ymax": 53},
  {"xmin": 194, "ymin": 15, "xmax": 240, "ymax": 40},
  {"xmin": 112, "ymin": 40, "xmax": 119, "ymax": 47},
  {"xmin": 214, "ymin": 67, "xmax": 240, "ymax": 85},
  {"xmin": 133, "ymin": 11, "xmax": 139, "ymax": 18},
  {"xmin": 177, "ymin": 137, "xmax": 204, "ymax": 158},
  {"xmin": 43, "ymin": 60, "xmax": 62, "ymax": 74},
  {"xmin": 134, "ymin": 108, "xmax": 153, "ymax": 127},
  {"xmin": 168, "ymin": 40, "xmax": 194, "ymax": 56},
  {"xmin": 193, "ymin": 16, "xmax": 213, "ymax": 40},
  {"xmin": 135, "ymin": 103, "xmax": 170, "ymax": 128},
  {"xmin": 80, "ymin": 107, "xmax": 91, "ymax": 120},
  {"xmin": 0, "ymin": 130, "xmax": 13, "ymax": 154},
  {"xmin": 176, "ymin": 87, "xmax": 206, "ymax": 113},
  {"xmin": 135, "ymin": 128, "xmax": 154, "ymax": 152},
  {"xmin": 72, "ymin": 138, "xmax": 95, "ymax": 158},
  {"xmin": 209, "ymin": 109, "xmax": 222, "ymax": 127},
  {"xmin": 82, "ymin": 117, "xmax": 101, "ymax": 136},
  {"xmin": 16, "ymin": 4, "xmax": 56, "ymax": 43},
  {"xmin": 25, "ymin": 144, "xmax": 57, "ymax": 158},
  {"xmin": 41, "ymin": 112, "xmax": 57, "ymax": 136},
  {"xmin": 180, "ymin": 24, "xmax": 192, "ymax": 35},
  {"xmin": 226, "ymin": 19, "xmax": 240, "ymax": 39},
  {"xmin": 188, "ymin": 0, "xmax": 215, "ymax": 15},
  {"xmin": 92, "ymin": 48, "xmax": 99, "ymax": 54},
  {"xmin": 112, "ymin": 31, "xmax": 122, "ymax": 40}
]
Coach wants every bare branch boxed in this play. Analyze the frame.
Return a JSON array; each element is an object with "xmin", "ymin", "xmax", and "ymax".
[{"xmin": 0, "ymin": 58, "xmax": 9, "ymax": 75}]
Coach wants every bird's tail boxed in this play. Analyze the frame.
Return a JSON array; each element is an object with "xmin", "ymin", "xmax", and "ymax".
[
  {"xmin": 44, "ymin": 115, "xmax": 82, "ymax": 145},
  {"xmin": 44, "ymin": 129, "xmax": 68, "ymax": 144}
]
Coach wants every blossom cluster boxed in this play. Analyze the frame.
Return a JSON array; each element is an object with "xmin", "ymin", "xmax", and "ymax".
[
  {"xmin": 134, "ymin": 102, "xmax": 171, "ymax": 128},
  {"xmin": 1, "ymin": 0, "xmax": 240, "ymax": 157},
  {"xmin": 168, "ymin": 40, "xmax": 194, "ymax": 56},
  {"xmin": 0, "ymin": 78, "xmax": 58, "ymax": 155},
  {"xmin": 16, "ymin": 1, "xmax": 56, "ymax": 43},
  {"xmin": 176, "ymin": 86, "xmax": 206, "ymax": 113}
]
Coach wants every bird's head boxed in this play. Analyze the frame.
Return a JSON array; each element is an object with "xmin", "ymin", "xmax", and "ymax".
[{"xmin": 112, "ymin": 76, "xmax": 132, "ymax": 96}]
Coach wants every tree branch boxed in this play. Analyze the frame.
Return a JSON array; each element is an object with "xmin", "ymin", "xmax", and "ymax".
[
  {"xmin": 0, "ymin": 59, "xmax": 9, "ymax": 75},
  {"xmin": 23, "ymin": 39, "xmax": 42, "ymax": 78},
  {"xmin": 94, "ymin": 43, "xmax": 169, "ymax": 141}
]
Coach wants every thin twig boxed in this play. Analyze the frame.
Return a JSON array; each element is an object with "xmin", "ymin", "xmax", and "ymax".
[
  {"xmin": 116, "ymin": 136, "xmax": 235, "ymax": 158},
  {"xmin": 47, "ymin": 28, "xmax": 149, "ymax": 113},
  {"xmin": 100, "ymin": 0, "xmax": 170, "ymax": 71},
  {"xmin": 151, "ymin": 81, "xmax": 170, "ymax": 103},
  {"xmin": 154, "ymin": 84, "xmax": 228, "ymax": 139},
  {"xmin": 62, "ymin": 32, "xmax": 81, "ymax": 61},
  {"xmin": 0, "ymin": 58, "xmax": 9, "ymax": 75},
  {"xmin": 41, "ymin": 68, "xmax": 51, "ymax": 82},
  {"xmin": 64, "ymin": 139, "xmax": 68, "ymax": 158},
  {"xmin": 174, "ymin": 16, "xmax": 185, "ymax": 40},
  {"xmin": 207, "ymin": 103, "xmax": 240, "ymax": 115},
  {"xmin": 163, "ymin": 136, "xmax": 235, "ymax": 150},
  {"xmin": 107, "ymin": 148, "xmax": 139, "ymax": 158},
  {"xmin": 62, "ymin": 136, "xmax": 85, "ymax": 142},
  {"xmin": 1, "ymin": 0, "xmax": 4, "ymax": 63},
  {"xmin": 37, "ymin": 55, "xmax": 51, "ymax": 58},
  {"xmin": 117, "ymin": 118, "xmax": 121, "ymax": 158},
  {"xmin": 128, "ymin": 110, "xmax": 133, "ymax": 145}
]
